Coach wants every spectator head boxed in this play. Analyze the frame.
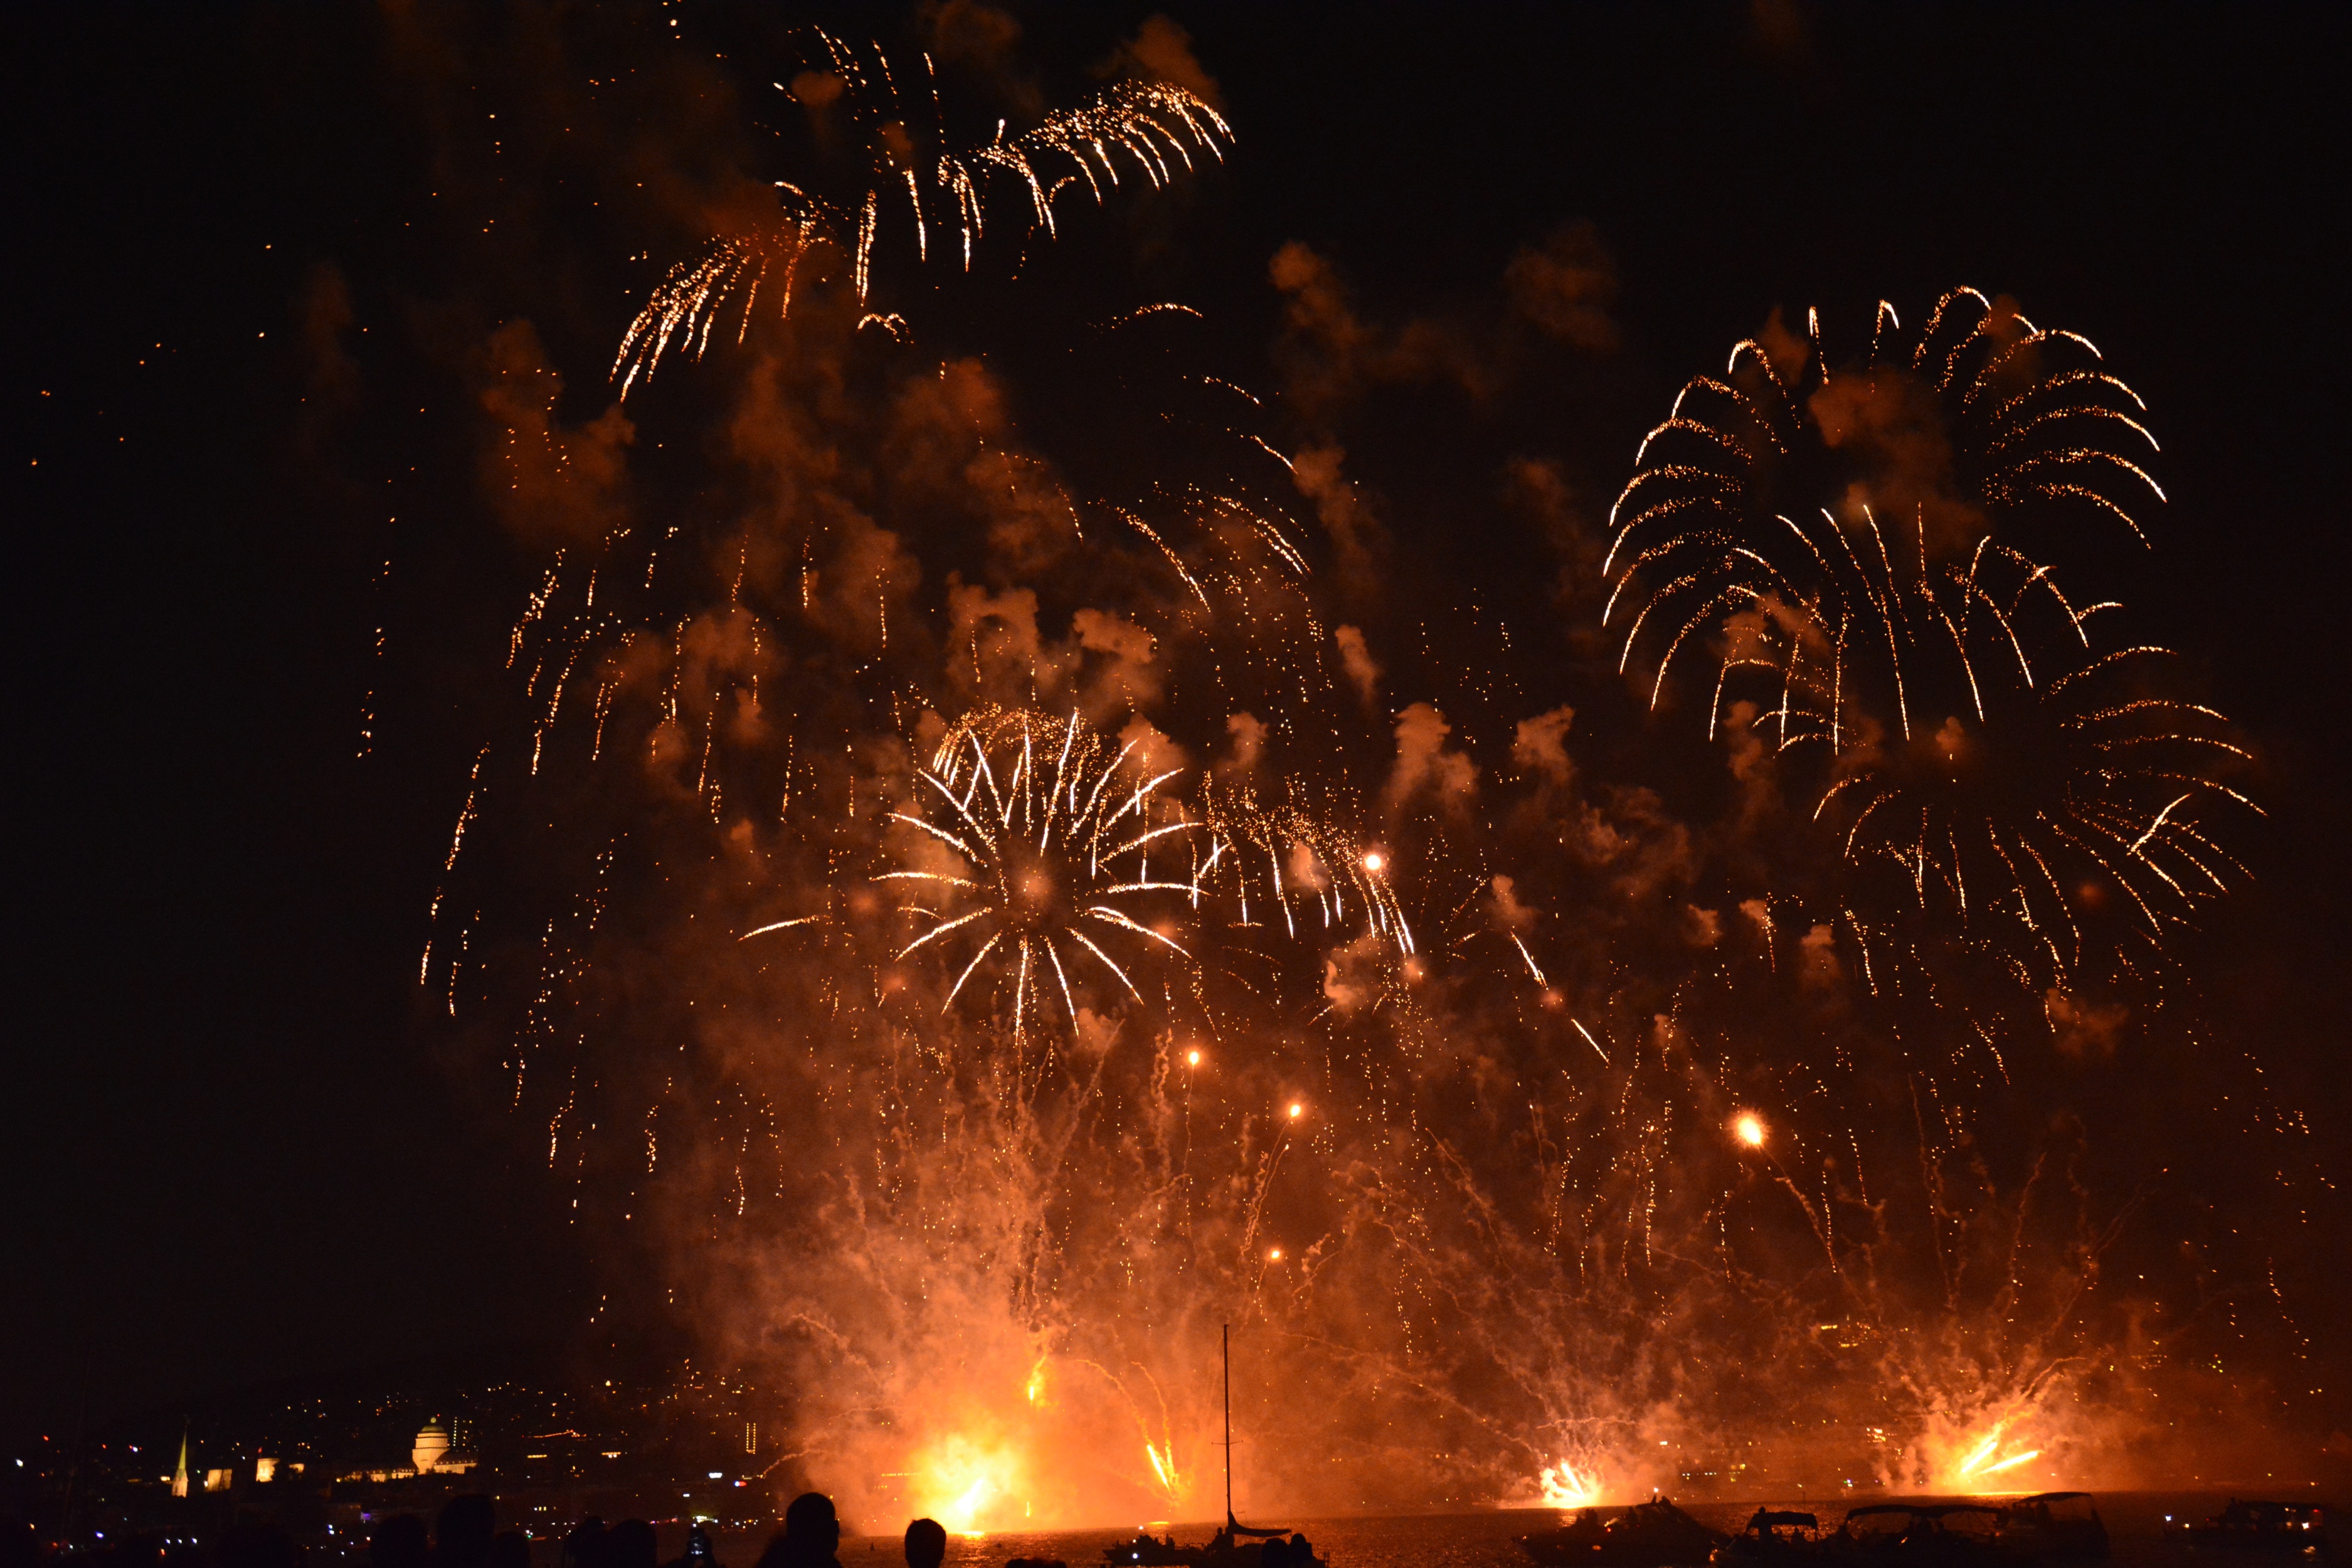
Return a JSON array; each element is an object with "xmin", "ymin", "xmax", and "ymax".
[
  {"xmin": 435, "ymin": 1498, "xmax": 497, "ymax": 1568},
  {"xmin": 373, "ymin": 1515, "xmax": 432, "ymax": 1568},
  {"xmin": 903, "ymin": 1519, "xmax": 945, "ymax": 1568},
  {"xmin": 216, "ymin": 1512, "xmax": 299, "ymax": 1568},
  {"xmin": 606, "ymin": 1522, "xmax": 657, "ymax": 1568},
  {"xmin": 490, "ymin": 1532, "xmax": 532, "ymax": 1568},
  {"xmin": 764, "ymin": 1495, "xmax": 840, "ymax": 1568}
]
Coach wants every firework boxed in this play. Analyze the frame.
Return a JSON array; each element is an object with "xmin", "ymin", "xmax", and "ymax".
[
  {"xmin": 1605, "ymin": 289, "xmax": 2255, "ymax": 990},
  {"xmin": 1199, "ymin": 779, "xmax": 1410, "ymax": 955},
  {"xmin": 882, "ymin": 707, "xmax": 1210, "ymax": 1036},
  {"xmin": 613, "ymin": 31, "xmax": 1231, "ymax": 395},
  {"xmin": 403, "ymin": 13, "xmax": 2315, "ymax": 1508}
]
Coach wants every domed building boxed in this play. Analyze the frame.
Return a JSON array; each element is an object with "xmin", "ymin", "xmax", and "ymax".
[
  {"xmin": 412, "ymin": 1419, "xmax": 450, "ymax": 1474},
  {"xmin": 411, "ymin": 1419, "xmax": 475, "ymax": 1476}
]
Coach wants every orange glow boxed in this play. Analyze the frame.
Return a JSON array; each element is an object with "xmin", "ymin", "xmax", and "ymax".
[
  {"xmin": 1268, "ymin": 1247, "xmax": 1283, "ymax": 1261},
  {"xmin": 1142, "ymin": 1441, "xmax": 1190, "ymax": 1504},
  {"xmin": 1734, "ymin": 1112, "xmax": 1767, "ymax": 1148},
  {"xmin": 909, "ymin": 1432, "xmax": 1024, "ymax": 1535},
  {"xmin": 1939, "ymin": 1423, "xmax": 2043, "ymax": 1491},
  {"xmin": 1538, "ymin": 1459, "xmax": 1604, "ymax": 1509},
  {"xmin": 1288, "ymin": 1101, "xmax": 1303, "ymax": 1119},
  {"xmin": 1185, "ymin": 1048, "xmax": 1201, "ymax": 1067},
  {"xmin": 1938, "ymin": 1429, "xmax": 2051, "ymax": 1495},
  {"xmin": 1363, "ymin": 851, "xmax": 1385, "ymax": 872}
]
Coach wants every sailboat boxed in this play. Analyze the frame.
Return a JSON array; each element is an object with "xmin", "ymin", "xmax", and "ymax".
[{"xmin": 1102, "ymin": 1327, "xmax": 1327, "ymax": 1568}]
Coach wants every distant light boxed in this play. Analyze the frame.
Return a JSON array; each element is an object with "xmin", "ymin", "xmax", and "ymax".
[
  {"xmin": 1363, "ymin": 852, "xmax": 1384, "ymax": 872},
  {"xmin": 708, "ymin": 1471, "xmax": 723, "ymax": 1480},
  {"xmin": 1734, "ymin": 1113, "xmax": 1767, "ymax": 1148},
  {"xmin": 1185, "ymin": 1049, "xmax": 1201, "ymax": 1067},
  {"xmin": 1288, "ymin": 1102, "xmax": 1303, "ymax": 1119},
  {"xmin": 1268, "ymin": 1248, "xmax": 1283, "ymax": 1261}
]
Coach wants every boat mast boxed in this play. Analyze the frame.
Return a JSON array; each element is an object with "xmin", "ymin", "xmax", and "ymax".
[{"xmin": 1222, "ymin": 1322, "xmax": 1232, "ymax": 1526}]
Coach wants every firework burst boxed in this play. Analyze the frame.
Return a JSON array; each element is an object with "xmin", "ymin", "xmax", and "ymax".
[
  {"xmin": 614, "ymin": 30, "xmax": 1231, "ymax": 395},
  {"xmin": 1606, "ymin": 289, "xmax": 2256, "ymax": 990},
  {"xmin": 883, "ymin": 707, "xmax": 1210, "ymax": 1035},
  {"xmin": 400, "ymin": 7, "xmax": 2315, "ymax": 1496}
]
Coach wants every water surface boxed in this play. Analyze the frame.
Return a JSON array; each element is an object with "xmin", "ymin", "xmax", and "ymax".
[{"xmin": 701, "ymin": 1491, "xmax": 2326, "ymax": 1568}]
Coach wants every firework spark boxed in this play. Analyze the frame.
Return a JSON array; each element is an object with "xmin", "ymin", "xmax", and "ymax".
[
  {"xmin": 882, "ymin": 707, "xmax": 1208, "ymax": 1033},
  {"xmin": 1606, "ymin": 288, "xmax": 2255, "ymax": 990},
  {"xmin": 404, "ymin": 22, "xmax": 2309, "ymax": 1510},
  {"xmin": 614, "ymin": 31, "xmax": 1231, "ymax": 395}
]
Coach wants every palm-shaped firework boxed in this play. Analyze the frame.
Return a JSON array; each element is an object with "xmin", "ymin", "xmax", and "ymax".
[
  {"xmin": 1606, "ymin": 288, "xmax": 2255, "ymax": 987},
  {"xmin": 883, "ymin": 708, "xmax": 1212, "ymax": 1030}
]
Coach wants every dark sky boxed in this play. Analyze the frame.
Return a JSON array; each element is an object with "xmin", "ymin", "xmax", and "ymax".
[{"xmin": 6, "ymin": 1, "xmax": 2347, "ymax": 1443}]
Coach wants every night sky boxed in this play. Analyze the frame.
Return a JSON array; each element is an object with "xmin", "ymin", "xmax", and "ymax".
[{"xmin": 7, "ymin": 1, "xmax": 2348, "ymax": 1448}]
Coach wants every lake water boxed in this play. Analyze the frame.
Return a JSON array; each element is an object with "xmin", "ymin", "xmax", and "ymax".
[{"xmin": 675, "ymin": 1491, "xmax": 2329, "ymax": 1568}]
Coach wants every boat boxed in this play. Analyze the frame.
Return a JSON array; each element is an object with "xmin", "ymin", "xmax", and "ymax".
[
  {"xmin": 1520, "ymin": 1498, "xmax": 1727, "ymax": 1567},
  {"xmin": 1827, "ymin": 1504, "xmax": 2004, "ymax": 1568},
  {"xmin": 1101, "ymin": 1327, "xmax": 1326, "ymax": 1568},
  {"xmin": 1712, "ymin": 1510, "xmax": 1825, "ymax": 1567},
  {"xmin": 1996, "ymin": 1493, "xmax": 2108, "ymax": 1562},
  {"xmin": 2169, "ymin": 1500, "xmax": 2332, "ymax": 1557}
]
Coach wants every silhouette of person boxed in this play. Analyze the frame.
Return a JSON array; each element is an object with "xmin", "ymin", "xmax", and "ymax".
[
  {"xmin": 434, "ymin": 1498, "xmax": 497, "ymax": 1568},
  {"xmin": 373, "ymin": 1515, "xmax": 432, "ymax": 1568},
  {"xmin": 1260, "ymin": 1537, "xmax": 1288, "ymax": 1568},
  {"xmin": 215, "ymin": 1512, "xmax": 299, "ymax": 1568},
  {"xmin": 902, "ymin": 1520, "xmax": 945, "ymax": 1568},
  {"xmin": 605, "ymin": 1522, "xmax": 658, "ymax": 1568},
  {"xmin": 1286, "ymin": 1536, "xmax": 1311, "ymax": 1566},
  {"xmin": 563, "ymin": 1521, "xmax": 607, "ymax": 1568},
  {"xmin": 755, "ymin": 1496, "xmax": 842, "ymax": 1568},
  {"xmin": 664, "ymin": 1524, "xmax": 723, "ymax": 1568}
]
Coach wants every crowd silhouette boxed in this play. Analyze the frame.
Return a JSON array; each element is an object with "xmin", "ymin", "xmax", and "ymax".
[{"xmin": 4, "ymin": 1492, "xmax": 1318, "ymax": 1568}]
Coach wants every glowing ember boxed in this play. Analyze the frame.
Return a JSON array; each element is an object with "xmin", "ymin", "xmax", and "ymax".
[{"xmin": 1734, "ymin": 1112, "xmax": 1767, "ymax": 1148}]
